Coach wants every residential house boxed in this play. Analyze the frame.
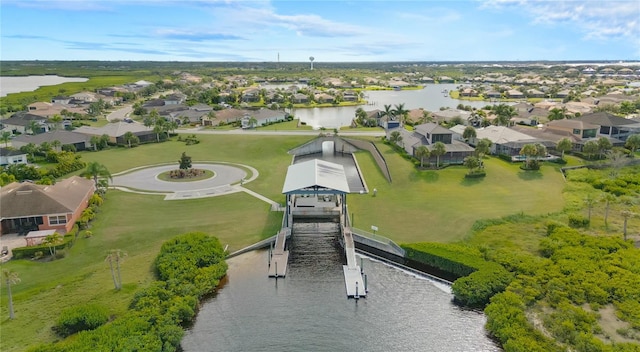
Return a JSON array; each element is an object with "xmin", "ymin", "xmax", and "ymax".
[
  {"xmin": 1, "ymin": 112, "xmax": 49, "ymax": 134},
  {"xmin": 576, "ymin": 112, "xmax": 640, "ymax": 141},
  {"xmin": 164, "ymin": 93, "xmax": 186, "ymax": 105},
  {"xmin": 506, "ymin": 89, "xmax": 525, "ymax": 99},
  {"xmin": 241, "ymin": 88, "xmax": 261, "ymax": 103},
  {"xmin": 75, "ymin": 122, "xmax": 156, "ymax": 145},
  {"xmin": 0, "ymin": 148, "xmax": 28, "ymax": 166},
  {"xmin": 526, "ymin": 89, "xmax": 545, "ymax": 98},
  {"xmin": 11, "ymin": 130, "xmax": 91, "ymax": 151},
  {"xmin": 460, "ymin": 88, "xmax": 479, "ymax": 97},
  {"xmin": 387, "ymin": 123, "xmax": 474, "ymax": 164},
  {"xmin": 430, "ymin": 109, "xmax": 471, "ymax": 124},
  {"xmin": 484, "ymin": 90, "xmax": 502, "ymax": 99},
  {"xmin": 314, "ymin": 93, "xmax": 334, "ymax": 104},
  {"xmin": 343, "ymin": 90, "xmax": 358, "ymax": 102},
  {"xmin": 292, "ymin": 93, "xmax": 309, "ymax": 104},
  {"xmin": 0, "ymin": 176, "xmax": 95, "ymax": 235},
  {"xmin": 51, "ymin": 96, "xmax": 72, "ymax": 105},
  {"xmin": 241, "ymin": 109, "xmax": 288, "ymax": 129},
  {"xmin": 453, "ymin": 125, "xmax": 552, "ymax": 156},
  {"xmin": 439, "ymin": 76, "xmax": 454, "ymax": 83}
]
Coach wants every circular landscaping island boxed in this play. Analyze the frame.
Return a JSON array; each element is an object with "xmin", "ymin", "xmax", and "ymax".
[{"xmin": 157, "ymin": 169, "xmax": 215, "ymax": 182}]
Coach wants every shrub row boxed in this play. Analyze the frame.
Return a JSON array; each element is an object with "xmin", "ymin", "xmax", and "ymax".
[
  {"xmin": 53, "ymin": 304, "xmax": 110, "ymax": 337},
  {"xmin": 28, "ymin": 232, "xmax": 228, "ymax": 352},
  {"xmin": 403, "ymin": 242, "xmax": 513, "ymax": 307},
  {"xmin": 11, "ymin": 234, "xmax": 74, "ymax": 260}
]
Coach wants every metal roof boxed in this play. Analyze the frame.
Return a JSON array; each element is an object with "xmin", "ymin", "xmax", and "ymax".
[{"xmin": 282, "ymin": 159, "xmax": 350, "ymax": 195}]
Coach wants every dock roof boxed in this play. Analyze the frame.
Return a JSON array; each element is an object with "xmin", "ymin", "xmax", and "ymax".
[{"xmin": 282, "ymin": 159, "xmax": 350, "ymax": 195}]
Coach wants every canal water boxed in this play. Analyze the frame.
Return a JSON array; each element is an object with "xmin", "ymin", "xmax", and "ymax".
[
  {"xmin": 181, "ymin": 220, "xmax": 501, "ymax": 352},
  {"xmin": 293, "ymin": 83, "xmax": 495, "ymax": 129}
]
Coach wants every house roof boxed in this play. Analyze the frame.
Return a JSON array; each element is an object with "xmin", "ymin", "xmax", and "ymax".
[
  {"xmin": 0, "ymin": 176, "xmax": 95, "ymax": 220},
  {"xmin": 2, "ymin": 113, "xmax": 47, "ymax": 127},
  {"xmin": 475, "ymin": 126, "xmax": 540, "ymax": 144},
  {"xmin": 577, "ymin": 112, "xmax": 637, "ymax": 127},
  {"xmin": 414, "ymin": 123, "xmax": 452, "ymax": 136},
  {"xmin": 75, "ymin": 122, "xmax": 152, "ymax": 137},
  {"xmin": 282, "ymin": 159, "xmax": 350, "ymax": 194},
  {"xmin": 0, "ymin": 148, "xmax": 27, "ymax": 157},
  {"xmin": 546, "ymin": 119, "xmax": 598, "ymax": 130},
  {"xmin": 12, "ymin": 130, "xmax": 90, "ymax": 146}
]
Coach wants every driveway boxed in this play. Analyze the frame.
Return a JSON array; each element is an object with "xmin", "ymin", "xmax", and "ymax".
[{"xmin": 0, "ymin": 233, "xmax": 27, "ymax": 262}]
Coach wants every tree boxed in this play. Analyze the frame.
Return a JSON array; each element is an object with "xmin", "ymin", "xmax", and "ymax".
[
  {"xmin": 415, "ymin": 145, "xmax": 430, "ymax": 168},
  {"xmin": 1, "ymin": 131, "xmax": 11, "ymax": 147},
  {"xmin": 50, "ymin": 114, "xmax": 63, "ymax": 131},
  {"xmin": 621, "ymin": 210, "xmax": 634, "ymax": 241},
  {"xmin": 122, "ymin": 131, "xmax": 138, "ymax": 148},
  {"xmin": 463, "ymin": 155, "xmax": 481, "ymax": 174},
  {"xmin": 389, "ymin": 130, "xmax": 402, "ymax": 145},
  {"xmin": 475, "ymin": 138, "xmax": 492, "ymax": 158},
  {"xmin": 393, "ymin": 103, "xmax": 409, "ymax": 125},
  {"xmin": 584, "ymin": 194, "xmax": 596, "ymax": 223},
  {"xmin": 42, "ymin": 232, "xmax": 63, "ymax": 257},
  {"xmin": 3, "ymin": 269, "xmax": 20, "ymax": 320},
  {"xmin": 179, "ymin": 152, "xmax": 192, "ymax": 170},
  {"xmin": 600, "ymin": 193, "xmax": 616, "ymax": 227},
  {"xmin": 462, "ymin": 126, "xmax": 476, "ymax": 141},
  {"xmin": 51, "ymin": 139, "xmax": 62, "ymax": 152},
  {"xmin": 27, "ymin": 120, "xmax": 42, "ymax": 135},
  {"xmin": 547, "ymin": 108, "xmax": 566, "ymax": 121},
  {"xmin": 90, "ymin": 135, "xmax": 101, "ymax": 151},
  {"xmin": 99, "ymin": 134, "xmax": 110, "ymax": 149},
  {"xmin": 105, "ymin": 249, "xmax": 127, "ymax": 290},
  {"xmin": 82, "ymin": 162, "xmax": 112, "ymax": 189},
  {"xmin": 556, "ymin": 138, "xmax": 573, "ymax": 160},
  {"xmin": 381, "ymin": 104, "xmax": 395, "ymax": 121},
  {"xmin": 248, "ymin": 116, "xmax": 258, "ymax": 129},
  {"xmin": 625, "ymin": 134, "xmax": 640, "ymax": 155},
  {"xmin": 597, "ymin": 137, "xmax": 612, "ymax": 159},
  {"xmin": 582, "ymin": 140, "xmax": 599, "ymax": 160},
  {"xmin": 432, "ymin": 142, "xmax": 447, "ymax": 168},
  {"xmin": 494, "ymin": 104, "xmax": 517, "ymax": 126},
  {"xmin": 520, "ymin": 144, "xmax": 538, "ymax": 169}
]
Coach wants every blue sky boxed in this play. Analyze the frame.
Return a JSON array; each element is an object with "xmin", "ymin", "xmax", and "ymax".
[{"xmin": 1, "ymin": 0, "xmax": 639, "ymax": 62}]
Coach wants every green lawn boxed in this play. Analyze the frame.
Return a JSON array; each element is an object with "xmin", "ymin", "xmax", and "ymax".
[
  {"xmin": 347, "ymin": 141, "xmax": 566, "ymax": 244},
  {"xmin": 0, "ymin": 134, "xmax": 569, "ymax": 351}
]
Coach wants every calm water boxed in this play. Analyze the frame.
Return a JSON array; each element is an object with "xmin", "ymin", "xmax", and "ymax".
[
  {"xmin": 0, "ymin": 75, "xmax": 88, "ymax": 97},
  {"xmin": 295, "ymin": 83, "xmax": 494, "ymax": 129},
  {"xmin": 181, "ymin": 221, "xmax": 500, "ymax": 352}
]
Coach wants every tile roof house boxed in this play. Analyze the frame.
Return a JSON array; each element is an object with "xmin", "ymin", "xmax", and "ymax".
[
  {"xmin": 0, "ymin": 176, "xmax": 95, "ymax": 235},
  {"xmin": 11, "ymin": 130, "xmax": 91, "ymax": 151},
  {"xmin": 0, "ymin": 148, "xmax": 28, "ymax": 166},
  {"xmin": 75, "ymin": 122, "xmax": 156, "ymax": 145},
  {"xmin": 2, "ymin": 113, "xmax": 49, "ymax": 134},
  {"xmin": 453, "ymin": 125, "xmax": 552, "ymax": 156},
  {"xmin": 387, "ymin": 123, "xmax": 474, "ymax": 164}
]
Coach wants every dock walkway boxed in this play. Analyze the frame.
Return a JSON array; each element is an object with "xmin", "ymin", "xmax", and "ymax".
[
  {"xmin": 342, "ymin": 228, "xmax": 366, "ymax": 298},
  {"xmin": 268, "ymin": 228, "xmax": 290, "ymax": 277}
]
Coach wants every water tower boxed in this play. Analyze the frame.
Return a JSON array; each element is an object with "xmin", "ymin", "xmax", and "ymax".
[{"xmin": 309, "ymin": 56, "xmax": 314, "ymax": 70}]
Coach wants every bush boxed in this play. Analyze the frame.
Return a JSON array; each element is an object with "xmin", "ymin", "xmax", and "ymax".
[
  {"xmin": 11, "ymin": 234, "xmax": 74, "ymax": 259},
  {"xmin": 53, "ymin": 304, "xmax": 110, "ymax": 337},
  {"xmin": 568, "ymin": 213, "xmax": 590, "ymax": 228},
  {"xmin": 464, "ymin": 170, "xmax": 486, "ymax": 178}
]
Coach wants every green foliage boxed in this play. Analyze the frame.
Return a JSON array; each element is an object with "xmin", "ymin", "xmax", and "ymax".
[
  {"xmin": 11, "ymin": 235, "xmax": 74, "ymax": 259},
  {"xmin": 568, "ymin": 213, "xmax": 590, "ymax": 228},
  {"xmin": 53, "ymin": 304, "xmax": 110, "ymax": 337},
  {"xmin": 31, "ymin": 231, "xmax": 228, "ymax": 352},
  {"xmin": 403, "ymin": 242, "xmax": 513, "ymax": 307}
]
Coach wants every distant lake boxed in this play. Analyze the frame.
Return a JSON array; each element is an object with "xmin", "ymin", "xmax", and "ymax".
[
  {"xmin": 295, "ymin": 84, "xmax": 498, "ymax": 129},
  {"xmin": 0, "ymin": 75, "xmax": 88, "ymax": 97}
]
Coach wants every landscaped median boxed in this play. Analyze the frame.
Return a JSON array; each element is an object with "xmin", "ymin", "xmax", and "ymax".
[{"xmin": 27, "ymin": 232, "xmax": 228, "ymax": 352}]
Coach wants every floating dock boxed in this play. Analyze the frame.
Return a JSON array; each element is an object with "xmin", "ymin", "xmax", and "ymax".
[
  {"xmin": 342, "ymin": 228, "xmax": 365, "ymax": 298},
  {"xmin": 268, "ymin": 228, "xmax": 290, "ymax": 278}
]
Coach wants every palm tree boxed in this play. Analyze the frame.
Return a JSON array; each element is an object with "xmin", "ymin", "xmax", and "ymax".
[
  {"xmin": 20, "ymin": 143, "xmax": 38, "ymax": 161},
  {"xmin": 547, "ymin": 108, "xmax": 565, "ymax": 121},
  {"xmin": 42, "ymin": 232, "xmax": 63, "ymax": 257},
  {"xmin": 381, "ymin": 104, "xmax": 395, "ymax": 121},
  {"xmin": 432, "ymin": 142, "xmax": 447, "ymax": 168},
  {"xmin": 625, "ymin": 134, "xmax": 640, "ymax": 155},
  {"xmin": 392, "ymin": 103, "xmax": 409, "ymax": 125},
  {"xmin": 597, "ymin": 137, "xmax": 612, "ymax": 159},
  {"xmin": 123, "ymin": 131, "xmax": 137, "ymax": 148},
  {"xmin": 556, "ymin": 138, "xmax": 573, "ymax": 160},
  {"xmin": 494, "ymin": 104, "xmax": 516, "ymax": 126},
  {"xmin": 621, "ymin": 210, "xmax": 634, "ymax": 241},
  {"xmin": 583, "ymin": 140, "xmax": 599, "ymax": 160},
  {"xmin": 105, "ymin": 249, "xmax": 127, "ymax": 290},
  {"xmin": 584, "ymin": 194, "xmax": 596, "ymax": 223},
  {"xmin": 82, "ymin": 161, "xmax": 112, "ymax": 188},
  {"xmin": 1, "ymin": 131, "xmax": 11, "ymax": 147},
  {"xmin": 415, "ymin": 145, "xmax": 430, "ymax": 168},
  {"xmin": 462, "ymin": 126, "xmax": 476, "ymax": 142},
  {"xmin": 389, "ymin": 130, "xmax": 402, "ymax": 145},
  {"xmin": 3, "ymin": 269, "xmax": 20, "ymax": 319},
  {"xmin": 90, "ymin": 135, "xmax": 101, "ymax": 151},
  {"xmin": 51, "ymin": 140, "xmax": 62, "ymax": 152},
  {"xmin": 49, "ymin": 114, "xmax": 63, "ymax": 131},
  {"xmin": 248, "ymin": 116, "xmax": 258, "ymax": 129},
  {"xmin": 463, "ymin": 155, "xmax": 481, "ymax": 174},
  {"xmin": 27, "ymin": 120, "xmax": 41, "ymax": 135},
  {"xmin": 153, "ymin": 122, "xmax": 165, "ymax": 143}
]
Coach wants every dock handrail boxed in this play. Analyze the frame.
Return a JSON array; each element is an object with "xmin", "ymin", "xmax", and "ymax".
[{"xmin": 350, "ymin": 228, "xmax": 405, "ymax": 257}]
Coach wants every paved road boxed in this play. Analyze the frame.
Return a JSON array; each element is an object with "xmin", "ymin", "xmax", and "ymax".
[
  {"xmin": 106, "ymin": 105, "xmax": 133, "ymax": 122},
  {"xmin": 112, "ymin": 163, "xmax": 247, "ymax": 192},
  {"xmin": 180, "ymin": 128, "xmax": 386, "ymax": 137}
]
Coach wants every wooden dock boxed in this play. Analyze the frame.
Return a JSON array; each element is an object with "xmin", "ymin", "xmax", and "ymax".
[
  {"xmin": 268, "ymin": 228, "xmax": 290, "ymax": 278},
  {"xmin": 343, "ymin": 228, "xmax": 366, "ymax": 298}
]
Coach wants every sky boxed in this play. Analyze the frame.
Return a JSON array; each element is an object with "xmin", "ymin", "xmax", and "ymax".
[{"xmin": 1, "ymin": 0, "xmax": 639, "ymax": 62}]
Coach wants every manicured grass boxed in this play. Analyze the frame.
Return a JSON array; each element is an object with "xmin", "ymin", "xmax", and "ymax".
[
  {"xmin": 256, "ymin": 119, "xmax": 314, "ymax": 131},
  {"xmin": 347, "ymin": 141, "xmax": 566, "ymax": 244}
]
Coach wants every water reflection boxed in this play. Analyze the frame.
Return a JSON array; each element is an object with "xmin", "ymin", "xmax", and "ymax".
[{"xmin": 182, "ymin": 231, "xmax": 500, "ymax": 352}]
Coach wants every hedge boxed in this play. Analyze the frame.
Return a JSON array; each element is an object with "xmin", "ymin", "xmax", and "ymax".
[
  {"xmin": 403, "ymin": 242, "xmax": 513, "ymax": 307},
  {"xmin": 53, "ymin": 304, "xmax": 110, "ymax": 337},
  {"xmin": 11, "ymin": 234, "xmax": 75, "ymax": 260}
]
